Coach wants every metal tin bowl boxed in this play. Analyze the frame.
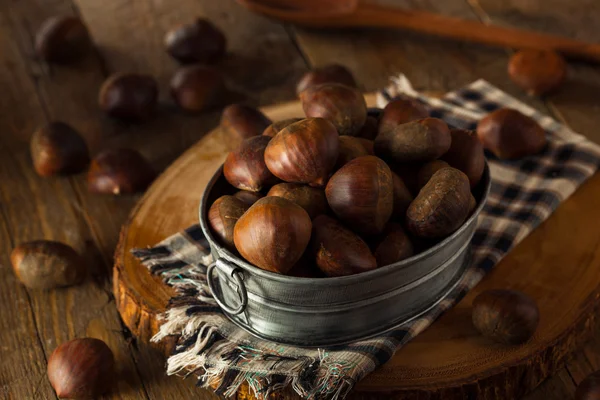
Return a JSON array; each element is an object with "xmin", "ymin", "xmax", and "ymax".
[{"xmin": 199, "ymin": 164, "xmax": 491, "ymax": 347}]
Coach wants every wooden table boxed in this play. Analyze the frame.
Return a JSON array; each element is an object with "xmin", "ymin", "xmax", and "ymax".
[{"xmin": 1, "ymin": 0, "xmax": 600, "ymax": 399}]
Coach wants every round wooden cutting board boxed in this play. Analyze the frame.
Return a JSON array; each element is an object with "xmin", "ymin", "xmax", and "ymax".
[{"xmin": 114, "ymin": 94, "xmax": 600, "ymax": 399}]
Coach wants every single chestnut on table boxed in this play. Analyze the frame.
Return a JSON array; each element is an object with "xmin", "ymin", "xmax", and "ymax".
[
  {"xmin": 477, "ymin": 108, "xmax": 546, "ymax": 159},
  {"xmin": 170, "ymin": 65, "xmax": 226, "ymax": 112},
  {"xmin": 374, "ymin": 223, "xmax": 414, "ymax": 267},
  {"xmin": 416, "ymin": 160, "xmax": 450, "ymax": 190},
  {"xmin": 575, "ymin": 370, "xmax": 600, "ymax": 400},
  {"xmin": 208, "ymin": 195, "xmax": 250, "ymax": 250},
  {"xmin": 296, "ymin": 64, "xmax": 357, "ymax": 95},
  {"xmin": 336, "ymin": 136, "xmax": 370, "ymax": 169},
  {"xmin": 378, "ymin": 98, "xmax": 429, "ymax": 134},
  {"xmin": 47, "ymin": 338, "xmax": 115, "ymax": 398},
  {"xmin": 233, "ymin": 190, "xmax": 263, "ymax": 206},
  {"xmin": 99, "ymin": 73, "xmax": 158, "ymax": 121},
  {"xmin": 164, "ymin": 18, "xmax": 226, "ymax": 64},
  {"xmin": 508, "ymin": 49, "xmax": 566, "ymax": 96},
  {"xmin": 233, "ymin": 196, "xmax": 312, "ymax": 274},
  {"xmin": 224, "ymin": 135, "xmax": 278, "ymax": 192},
  {"xmin": 87, "ymin": 148, "xmax": 156, "ymax": 195},
  {"xmin": 35, "ymin": 16, "xmax": 91, "ymax": 63},
  {"xmin": 30, "ymin": 122, "xmax": 89, "ymax": 177},
  {"xmin": 267, "ymin": 183, "xmax": 327, "ymax": 219},
  {"xmin": 472, "ymin": 289, "xmax": 539, "ymax": 345},
  {"xmin": 262, "ymin": 118, "xmax": 303, "ymax": 137},
  {"xmin": 220, "ymin": 104, "xmax": 271, "ymax": 140},
  {"xmin": 11, "ymin": 240, "xmax": 85, "ymax": 290},
  {"xmin": 441, "ymin": 129, "xmax": 485, "ymax": 188}
]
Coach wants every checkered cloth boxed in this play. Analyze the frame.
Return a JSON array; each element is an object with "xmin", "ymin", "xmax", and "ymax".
[{"xmin": 132, "ymin": 75, "xmax": 600, "ymax": 400}]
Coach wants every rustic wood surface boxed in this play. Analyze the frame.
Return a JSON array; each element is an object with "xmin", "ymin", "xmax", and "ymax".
[{"xmin": 1, "ymin": 0, "xmax": 599, "ymax": 399}]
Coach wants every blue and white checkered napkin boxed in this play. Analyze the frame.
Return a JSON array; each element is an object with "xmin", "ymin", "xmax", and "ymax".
[{"xmin": 133, "ymin": 75, "xmax": 600, "ymax": 400}]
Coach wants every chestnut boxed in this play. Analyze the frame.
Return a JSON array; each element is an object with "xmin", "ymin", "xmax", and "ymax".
[
  {"xmin": 35, "ymin": 16, "xmax": 91, "ymax": 63},
  {"xmin": 262, "ymin": 118, "xmax": 303, "ymax": 137},
  {"xmin": 208, "ymin": 195, "xmax": 249, "ymax": 250},
  {"xmin": 233, "ymin": 197, "xmax": 312, "ymax": 274},
  {"xmin": 164, "ymin": 18, "xmax": 226, "ymax": 64},
  {"xmin": 508, "ymin": 49, "xmax": 566, "ymax": 96},
  {"xmin": 378, "ymin": 98, "xmax": 429, "ymax": 134},
  {"xmin": 326, "ymin": 155, "xmax": 393, "ymax": 235},
  {"xmin": 336, "ymin": 136, "xmax": 370, "ymax": 169},
  {"xmin": 357, "ymin": 116, "xmax": 379, "ymax": 140},
  {"xmin": 224, "ymin": 136, "xmax": 277, "ymax": 192},
  {"xmin": 442, "ymin": 129, "xmax": 485, "ymax": 188},
  {"xmin": 99, "ymin": 73, "xmax": 158, "ymax": 121},
  {"xmin": 30, "ymin": 122, "xmax": 89, "ymax": 177},
  {"xmin": 472, "ymin": 289, "xmax": 539, "ymax": 345},
  {"xmin": 300, "ymin": 83, "xmax": 367, "ymax": 136},
  {"xmin": 575, "ymin": 370, "xmax": 600, "ymax": 400},
  {"xmin": 393, "ymin": 163, "xmax": 423, "ymax": 196},
  {"xmin": 11, "ymin": 240, "xmax": 85, "ymax": 289},
  {"xmin": 87, "ymin": 148, "xmax": 156, "ymax": 195},
  {"xmin": 287, "ymin": 254, "xmax": 325, "ymax": 278},
  {"xmin": 374, "ymin": 118, "xmax": 451, "ymax": 164},
  {"xmin": 311, "ymin": 215, "xmax": 377, "ymax": 277},
  {"xmin": 468, "ymin": 193, "xmax": 477, "ymax": 216},
  {"xmin": 233, "ymin": 190, "xmax": 263, "ymax": 206},
  {"xmin": 48, "ymin": 338, "xmax": 115, "ymax": 398},
  {"xmin": 374, "ymin": 223, "xmax": 414, "ymax": 266},
  {"xmin": 416, "ymin": 160, "xmax": 450, "ymax": 190},
  {"xmin": 220, "ymin": 104, "xmax": 271, "ymax": 140},
  {"xmin": 391, "ymin": 172, "xmax": 413, "ymax": 220},
  {"xmin": 264, "ymin": 118, "xmax": 339, "ymax": 187},
  {"xmin": 170, "ymin": 65, "xmax": 226, "ymax": 112},
  {"xmin": 267, "ymin": 183, "xmax": 327, "ymax": 219},
  {"xmin": 406, "ymin": 167, "xmax": 471, "ymax": 238},
  {"xmin": 296, "ymin": 64, "xmax": 357, "ymax": 95},
  {"xmin": 357, "ymin": 138, "xmax": 374, "ymax": 155},
  {"xmin": 477, "ymin": 108, "xmax": 546, "ymax": 159}
]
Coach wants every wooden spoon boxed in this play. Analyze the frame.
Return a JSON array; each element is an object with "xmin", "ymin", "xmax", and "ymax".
[{"xmin": 237, "ymin": 0, "xmax": 600, "ymax": 63}]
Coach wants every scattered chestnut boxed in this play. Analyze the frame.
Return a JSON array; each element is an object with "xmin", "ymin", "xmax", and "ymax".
[
  {"xmin": 374, "ymin": 118, "xmax": 451, "ymax": 164},
  {"xmin": 170, "ymin": 65, "xmax": 226, "ymax": 112},
  {"xmin": 336, "ymin": 136, "xmax": 370, "ymax": 169},
  {"xmin": 311, "ymin": 215, "xmax": 377, "ymax": 277},
  {"xmin": 11, "ymin": 240, "xmax": 85, "ymax": 289},
  {"xmin": 326, "ymin": 156, "xmax": 393, "ymax": 235},
  {"xmin": 442, "ymin": 129, "xmax": 485, "ymax": 188},
  {"xmin": 417, "ymin": 160, "xmax": 450, "ymax": 190},
  {"xmin": 224, "ymin": 136, "xmax": 277, "ymax": 192},
  {"xmin": 264, "ymin": 118, "xmax": 339, "ymax": 187},
  {"xmin": 262, "ymin": 118, "xmax": 303, "ymax": 137},
  {"xmin": 575, "ymin": 370, "xmax": 600, "ymax": 400},
  {"xmin": 477, "ymin": 108, "xmax": 546, "ymax": 159},
  {"xmin": 220, "ymin": 104, "xmax": 271, "ymax": 140},
  {"xmin": 391, "ymin": 172, "xmax": 413, "ymax": 220},
  {"xmin": 378, "ymin": 98, "xmax": 429, "ymax": 134},
  {"xmin": 87, "ymin": 148, "xmax": 156, "ymax": 195},
  {"xmin": 374, "ymin": 223, "xmax": 414, "ymax": 266},
  {"xmin": 267, "ymin": 183, "xmax": 327, "ymax": 219},
  {"xmin": 296, "ymin": 64, "xmax": 357, "ymax": 95},
  {"xmin": 233, "ymin": 197, "xmax": 312, "ymax": 274},
  {"xmin": 35, "ymin": 16, "xmax": 91, "ymax": 63},
  {"xmin": 208, "ymin": 195, "xmax": 249, "ymax": 250},
  {"xmin": 164, "ymin": 18, "xmax": 226, "ymax": 64},
  {"xmin": 300, "ymin": 83, "xmax": 367, "ymax": 136},
  {"xmin": 357, "ymin": 116, "xmax": 379, "ymax": 140},
  {"xmin": 48, "ymin": 338, "xmax": 115, "ymax": 398},
  {"xmin": 406, "ymin": 167, "xmax": 471, "ymax": 239},
  {"xmin": 233, "ymin": 190, "xmax": 263, "ymax": 206},
  {"xmin": 30, "ymin": 122, "xmax": 89, "ymax": 177},
  {"xmin": 472, "ymin": 289, "xmax": 539, "ymax": 345},
  {"xmin": 99, "ymin": 73, "xmax": 158, "ymax": 121},
  {"xmin": 508, "ymin": 49, "xmax": 566, "ymax": 96}
]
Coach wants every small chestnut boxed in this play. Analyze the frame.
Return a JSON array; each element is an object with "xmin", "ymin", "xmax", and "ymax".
[
  {"xmin": 224, "ymin": 136, "xmax": 277, "ymax": 192},
  {"xmin": 336, "ymin": 136, "xmax": 370, "ymax": 169},
  {"xmin": 233, "ymin": 190, "xmax": 264, "ymax": 206},
  {"xmin": 472, "ymin": 289, "xmax": 539, "ymax": 345},
  {"xmin": 391, "ymin": 172, "xmax": 413, "ymax": 220},
  {"xmin": 48, "ymin": 338, "xmax": 115, "ymax": 398},
  {"xmin": 264, "ymin": 118, "xmax": 339, "ymax": 187},
  {"xmin": 164, "ymin": 18, "xmax": 226, "ymax": 64},
  {"xmin": 378, "ymin": 98, "xmax": 429, "ymax": 134},
  {"xmin": 262, "ymin": 118, "xmax": 303, "ymax": 137},
  {"xmin": 296, "ymin": 64, "xmax": 357, "ymax": 95},
  {"xmin": 267, "ymin": 183, "xmax": 327, "ymax": 219},
  {"xmin": 357, "ymin": 116, "xmax": 379, "ymax": 140},
  {"xmin": 87, "ymin": 148, "xmax": 156, "ymax": 195},
  {"xmin": 374, "ymin": 223, "xmax": 414, "ymax": 267},
  {"xmin": 99, "ymin": 73, "xmax": 158, "ymax": 121},
  {"xmin": 233, "ymin": 197, "xmax": 312, "ymax": 274},
  {"xmin": 326, "ymin": 155, "xmax": 393, "ymax": 235},
  {"xmin": 477, "ymin": 108, "xmax": 546, "ymax": 159},
  {"xmin": 30, "ymin": 122, "xmax": 89, "ymax": 177},
  {"xmin": 575, "ymin": 370, "xmax": 600, "ymax": 400},
  {"xmin": 11, "ymin": 240, "xmax": 85, "ymax": 289},
  {"xmin": 416, "ymin": 160, "xmax": 450, "ymax": 190},
  {"xmin": 300, "ymin": 83, "xmax": 367, "ymax": 136},
  {"xmin": 208, "ymin": 195, "xmax": 249, "ymax": 250},
  {"xmin": 220, "ymin": 104, "xmax": 271, "ymax": 140},
  {"xmin": 170, "ymin": 65, "xmax": 226, "ymax": 112},
  {"xmin": 508, "ymin": 49, "xmax": 566, "ymax": 96},
  {"xmin": 442, "ymin": 129, "xmax": 485, "ymax": 188},
  {"xmin": 35, "ymin": 16, "xmax": 91, "ymax": 63}
]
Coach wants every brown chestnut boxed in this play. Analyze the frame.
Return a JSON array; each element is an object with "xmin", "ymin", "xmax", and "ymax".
[
  {"xmin": 442, "ymin": 129, "xmax": 485, "ymax": 188},
  {"xmin": 508, "ymin": 49, "xmax": 566, "ymax": 96},
  {"xmin": 224, "ymin": 136, "xmax": 277, "ymax": 192},
  {"xmin": 300, "ymin": 83, "xmax": 367, "ymax": 136},
  {"xmin": 262, "ymin": 118, "xmax": 302, "ymax": 138},
  {"xmin": 11, "ymin": 240, "xmax": 85, "ymax": 289},
  {"xmin": 296, "ymin": 64, "xmax": 357, "ymax": 95},
  {"xmin": 393, "ymin": 163, "xmax": 423, "ymax": 196},
  {"xmin": 378, "ymin": 98, "xmax": 429, "ymax": 134},
  {"xmin": 326, "ymin": 156, "xmax": 393, "ymax": 235},
  {"xmin": 416, "ymin": 160, "xmax": 450, "ymax": 190},
  {"xmin": 374, "ymin": 118, "xmax": 451, "ymax": 164},
  {"xmin": 472, "ymin": 289, "xmax": 539, "ymax": 345},
  {"xmin": 87, "ymin": 148, "xmax": 156, "ymax": 195},
  {"xmin": 233, "ymin": 190, "xmax": 264, "ymax": 206},
  {"xmin": 35, "ymin": 16, "xmax": 91, "ymax": 63},
  {"xmin": 220, "ymin": 104, "xmax": 271, "ymax": 140},
  {"xmin": 30, "ymin": 122, "xmax": 89, "ymax": 177},
  {"xmin": 575, "ymin": 370, "xmax": 600, "ymax": 400},
  {"xmin": 233, "ymin": 197, "xmax": 312, "ymax": 274},
  {"xmin": 374, "ymin": 223, "xmax": 414, "ymax": 267},
  {"xmin": 357, "ymin": 138, "xmax": 374, "ymax": 155},
  {"xmin": 208, "ymin": 195, "xmax": 249, "ymax": 250},
  {"xmin": 311, "ymin": 215, "xmax": 377, "ymax": 277},
  {"xmin": 468, "ymin": 193, "xmax": 477, "ymax": 216},
  {"xmin": 164, "ymin": 18, "xmax": 226, "ymax": 64},
  {"xmin": 170, "ymin": 65, "xmax": 226, "ymax": 112},
  {"xmin": 391, "ymin": 172, "xmax": 413, "ymax": 220},
  {"xmin": 267, "ymin": 183, "xmax": 327, "ymax": 219},
  {"xmin": 477, "ymin": 108, "xmax": 546, "ymax": 159},
  {"xmin": 264, "ymin": 118, "xmax": 339, "ymax": 187},
  {"xmin": 407, "ymin": 167, "xmax": 471, "ymax": 239},
  {"xmin": 48, "ymin": 338, "xmax": 115, "ymax": 398},
  {"xmin": 357, "ymin": 116, "xmax": 379, "ymax": 140},
  {"xmin": 99, "ymin": 73, "xmax": 158, "ymax": 121},
  {"xmin": 336, "ymin": 136, "xmax": 370, "ymax": 169}
]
